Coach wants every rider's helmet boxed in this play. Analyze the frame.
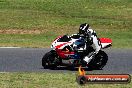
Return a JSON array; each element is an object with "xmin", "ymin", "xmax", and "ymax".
[{"xmin": 79, "ymin": 23, "xmax": 89, "ymax": 35}]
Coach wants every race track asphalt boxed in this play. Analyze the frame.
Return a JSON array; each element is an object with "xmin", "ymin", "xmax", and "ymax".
[{"xmin": 0, "ymin": 48, "xmax": 132, "ymax": 74}]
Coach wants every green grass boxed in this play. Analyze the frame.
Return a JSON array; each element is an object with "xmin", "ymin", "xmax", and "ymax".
[
  {"xmin": 0, "ymin": 1, "xmax": 131, "ymax": 88},
  {"xmin": 0, "ymin": 33, "xmax": 57, "ymax": 48},
  {"xmin": 0, "ymin": 72, "xmax": 131, "ymax": 88},
  {"xmin": 0, "ymin": 31, "xmax": 132, "ymax": 48},
  {"xmin": 0, "ymin": 0, "xmax": 132, "ymax": 48}
]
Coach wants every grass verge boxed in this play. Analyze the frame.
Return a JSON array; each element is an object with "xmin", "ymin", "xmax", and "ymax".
[
  {"xmin": 0, "ymin": 30, "xmax": 132, "ymax": 48},
  {"xmin": 0, "ymin": 72, "xmax": 131, "ymax": 88},
  {"xmin": 0, "ymin": 0, "xmax": 131, "ymax": 48}
]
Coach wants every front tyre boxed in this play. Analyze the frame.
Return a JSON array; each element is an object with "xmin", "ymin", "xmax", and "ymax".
[
  {"xmin": 88, "ymin": 50, "xmax": 108, "ymax": 70},
  {"xmin": 42, "ymin": 51, "xmax": 57, "ymax": 69}
]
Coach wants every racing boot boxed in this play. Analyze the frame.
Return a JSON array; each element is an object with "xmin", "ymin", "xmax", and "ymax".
[{"xmin": 83, "ymin": 52, "xmax": 96, "ymax": 64}]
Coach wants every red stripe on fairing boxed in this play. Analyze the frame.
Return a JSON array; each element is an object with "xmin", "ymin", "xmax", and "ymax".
[
  {"xmin": 56, "ymin": 49, "xmax": 75, "ymax": 58},
  {"xmin": 100, "ymin": 38, "xmax": 112, "ymax": 43},
  {"xmin": 55, "ymin": 42, "xmax": 71, "ymax": 49},
  {"xmin": 55, "ymin": 43, "xmax": 68, "ymax": 49}
]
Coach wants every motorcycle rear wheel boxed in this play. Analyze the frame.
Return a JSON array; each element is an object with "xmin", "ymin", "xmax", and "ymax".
[{"xmin": 88, "ymin": 50, "xmax": 108, "ymax": 70}]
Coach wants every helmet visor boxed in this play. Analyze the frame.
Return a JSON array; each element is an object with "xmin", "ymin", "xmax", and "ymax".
[{"xmin": 79, "ymin": 29, "xmax": 85, "ymax": 34}]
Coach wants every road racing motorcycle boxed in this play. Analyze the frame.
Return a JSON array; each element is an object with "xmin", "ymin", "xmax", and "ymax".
[{"xmin": 42, "ymin": 34, "xmax": 112, "ymax": 70}]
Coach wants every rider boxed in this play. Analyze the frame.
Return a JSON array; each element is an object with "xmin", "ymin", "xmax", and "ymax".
[{"xmin": 71, "ymin": 23, "xmax": 101, "ymax": 64}]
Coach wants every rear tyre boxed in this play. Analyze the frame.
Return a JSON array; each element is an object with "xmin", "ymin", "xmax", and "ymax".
[
  {"xmin": 42, "ymin": 51, "xmax": 57, "ymax": 69},
  {"xmin": 88, "ymin": 50, "xmax": 108, "ymax": 70}
]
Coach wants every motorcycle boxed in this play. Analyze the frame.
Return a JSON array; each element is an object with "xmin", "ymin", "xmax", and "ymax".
[{"xmin": 42, "ymin": 34, "xmax": 112, "ymax": 70}]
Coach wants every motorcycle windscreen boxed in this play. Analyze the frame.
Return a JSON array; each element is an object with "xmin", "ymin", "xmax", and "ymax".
[
  {"xmin": 57, "ymin": 35, "xmax": 70, "ymax": 42},
  {"xmin": 74, "ymin": 39, "xmax": 85, "ymax": 48}
]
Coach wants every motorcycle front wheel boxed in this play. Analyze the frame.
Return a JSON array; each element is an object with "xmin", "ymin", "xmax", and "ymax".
[{"xmin": 42, "ymin": 51, "xmax": 57, "ymax": 69}]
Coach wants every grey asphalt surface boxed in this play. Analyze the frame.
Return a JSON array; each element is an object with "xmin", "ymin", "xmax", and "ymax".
[{"xmin": 0, "ymin": 48, "xmax": 132, "ymax": 74}]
